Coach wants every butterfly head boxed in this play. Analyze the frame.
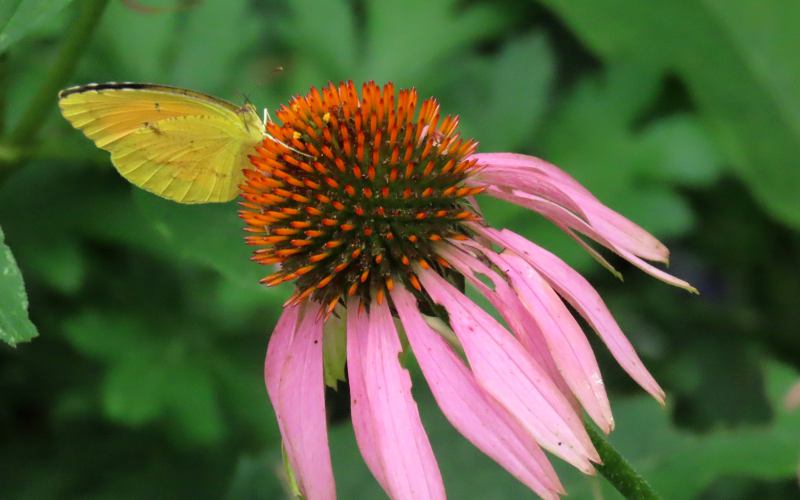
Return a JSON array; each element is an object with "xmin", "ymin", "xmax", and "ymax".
[{"xmin": 236, "ymin": 102, "xmax": 266, "ymax": 137}]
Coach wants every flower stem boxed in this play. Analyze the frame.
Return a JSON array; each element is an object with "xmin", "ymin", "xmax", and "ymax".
[
  {"xmin": 584, "ymin": 417, "xmax": 661, "ymax": 499},
  {"xmin": 7, "ymin": 0, "xmax": 109, "ymax": 148}
]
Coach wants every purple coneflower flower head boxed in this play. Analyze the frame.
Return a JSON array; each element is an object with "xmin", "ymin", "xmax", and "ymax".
[{"xmin": 241, "ymin": 81, "xmax": 695, "ymax": 499}]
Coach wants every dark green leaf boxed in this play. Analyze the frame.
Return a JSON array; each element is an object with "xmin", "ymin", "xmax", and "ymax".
[
  {"xmin": 21, "ymin": 239, "xmax": 85, "ymax": 294},
  {"xmin": 169, "ymin": 0, "xmax": 260, "ymax": 92},
  {"xmin": 461, "ymin": 32, "xmax": 555, "ymax": 151},
  {"xmin": 225, "ymin": 453, "xmax": 285, "ymax": 500},
  {"xmin": 132, "ymin": 190, "xmax": 262, "ymax": 284},
  {"xmin": 63, "ymin": 309, "xmax": 227, "ymax": 443},
  {"xmin": 0, "ymin": 225, "xmax": 38, "ymax": 346},
  {"xmin": 637, "ymin": 114, "xmax": 723, "ymax": 187},
  {"xmin": 0, "ymin": 0, "xmax": 73, "ymax": 54},
  {"xmin": 282, "ymin": 0, "xmax": 358, "ymax": 81},
  {"xmin": 362, "ymin": 0, "xmax": 507, "ymax": 84},
  {"xmin": 163, "ymin": 359, "xmax": 226, "ymax": 444},
  {"xmin": 63, "ymin": 311, "xmax": 158, "ymax": 362},
  {"xmin": 103, "ymin": 353, "xmax": 169, "ymax": 425},
  {"xmin": 539, "ymin": 0, "xmax": 800, "ymax": 228},
  {"xmin": 93, "ymin": 0, "xmax": 178, "ymax": 79}
]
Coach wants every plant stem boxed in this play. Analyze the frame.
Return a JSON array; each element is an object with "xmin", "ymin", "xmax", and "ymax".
[
  {"xmin": 0, "ymin": 53, "xmax": 8, "ymax": 136},
  {"xmin": 7, "ymin": 0, "xmax": 109, "ymax": 147},
  {"xmin": 584, "ymin": 417, "xmax": 661, "ymax": 499}
]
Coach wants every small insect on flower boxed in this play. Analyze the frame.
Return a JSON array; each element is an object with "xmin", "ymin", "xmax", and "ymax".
[{"xmin": 60, "ymin": 80, "xmax": 696, "ymax": 500}]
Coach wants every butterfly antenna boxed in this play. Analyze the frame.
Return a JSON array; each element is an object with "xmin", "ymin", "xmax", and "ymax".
[
  {"xmin": 265, "ymin": 133, "xmax": 313, "ymax": 159},
  {"xmin": 258, "ymin": 104, "xmax": 310, "ymax": 157}
]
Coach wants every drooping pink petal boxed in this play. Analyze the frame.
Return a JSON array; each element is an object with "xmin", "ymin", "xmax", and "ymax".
[
  {"xmin": 264, "ymin": 302, "xmax": 336, "ymax": 500},
  {"xmin": 437, "ymin": 243, "xmax": 575, "ymax": 405},
  {"xmin": 346, "ymin": 299, "xmax": 388, "ymax": 491},
  {"xmin": 470, "ymin": 153, "xmax": 594, "ymax": 197},
  {"xmin": 470, "ymin": 189, "xmax": 697, "ymax": 293},
  {"xmin": 417, "ymin": 268, "xmax": 599, "ymax": 473},
  {"xmin": 264, "ymin": 304, "xmax": 300, "ymax": 398},
  {"xmin": 469, "ymin": 152, "xmax": 669, "ymax": 263},
  {"xmin": 469, "ymin": 166, "xmax": 587, "ymax": 222},
  {"xmin": 349, "ymin": 299, "xmax": 446, "ymax": 499},
  {"xmin": 391, "ymin": 285, "xmax": 564, "ymax": 499},
  {"xmin": 479, "ymin": 227, "xmax": 666, "ymax": 404},
  {"xmin": 482, "ymin": 248, "xmax": 615, "ymax": 433}
]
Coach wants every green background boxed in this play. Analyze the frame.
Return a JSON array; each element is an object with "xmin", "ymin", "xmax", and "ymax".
[{"xmin": 1, "ymin": 0, "xmax": 799, "ymax": 498}]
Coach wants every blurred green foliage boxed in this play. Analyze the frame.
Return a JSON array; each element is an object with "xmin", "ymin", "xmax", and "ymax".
[{"xmin": 1, "ymin": 0, "xmax": 799, "ymax": 498}]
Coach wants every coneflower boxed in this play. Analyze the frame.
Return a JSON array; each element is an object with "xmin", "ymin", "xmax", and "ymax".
[{"xmin": 243, "ymin": 81, "xmax": 695, "ymax": 500}]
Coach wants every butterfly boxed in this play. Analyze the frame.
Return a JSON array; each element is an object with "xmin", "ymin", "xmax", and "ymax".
[{"xmin": 58, "ymin": 82, "xmax": 266, "ymax": 204}]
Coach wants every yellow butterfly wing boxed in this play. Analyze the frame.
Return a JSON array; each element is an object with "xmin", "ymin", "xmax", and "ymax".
[{"xmin": 58, "ymin": 83, "xmax": 264, "ymax": 203}]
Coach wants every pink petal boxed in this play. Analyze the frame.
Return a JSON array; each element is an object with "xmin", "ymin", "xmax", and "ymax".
[
  {"xmin": 349, "ymin": 299, "xmax": 446, "ymax": 500},
  {"xmin": 345, "ymin": 300, "xmax": 388, "ymax": 490},
  {"xmin": 469, "ymin": 166, "xmax": 587, "ymax": 222},
  {"xmin": 480, "ymin": 227, "xmax": 666, "ymax": 404},
  {"xmin": 264, "ymin": 304, "xmax": 300, "ymax": 398},
  {"xmin": 470, "ymin": 153, "xmax": 593, "ymax": 196},
  {"xmin": 437, "ymin": 244, "xmax": 575, "ymax": 405},
  {"xmin": 473, "ymin": 189, "xmax": 697, "ymax": 293},
  {"xmin": 573, "ymin": 193, "xmax": 670, "ymax": 264},
  {"xmin": 417, "ymin": 268, "xmax": 599, "ymax": 472},
  {"xmin": 483, "ymin": 249, "xmax": 615, "ymax": 433},
  {"xmin": 391, "ymin": 285, "xmax": 564, "ymax": 498},
  {"xmin": 470, "ymin": 152, "xmax": 670, "ymax": 263},
  {"xmin": 264, "ymin": 303, "xmax": 336, "ymax": 500}
]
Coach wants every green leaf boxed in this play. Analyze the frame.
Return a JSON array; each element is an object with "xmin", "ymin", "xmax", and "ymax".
[
  {"xmin": 0, "ymin": 225, "xmax": 38, "ymax": 346},
  {"xmin": 103, "ymin": 353, "xmax": 168, "ymax": 425},
  {"xmin": 211, "ymin": 355, "xmax": 281, "ymax": 445},
  {"xmin": 94, "ymin": 0, "xmax": 178, "ymax": 80},
  {"xmin": 460, "ymin": 32, "xmax": 555, "ymax": 152},
  {"xmin": 225, "ymin": 453, "xmax": 284, "ymax": 500},
  {"xmin": 0, "ymin": 0, "xmax": 73, "ymax": 54},
  {"xmin": 132, "ymin": 190, "xmax": 262, "ymax": 284},
  {"xmin": 539, "ymin": 0, "xmax": 800, "ymax": 228},
  {"xmin": 637, "ymin": 114, "xmax": 723, "ymax": 187},
  {"xmin": 361, "ymin": 0, "xmax": 507, "ymax": 84},
  {"xmin": 322, "ymin": 310, "xmax": 347, "ymax": 389},
  {"xmin": 63, "ymin": 311, "xmax": 158, "ymax": 362},
  {"xmin": 63, "ymin": 309, "xmax": 227, "ymax": 443},
  {"xmin": 21, "ymin": 239, "xmax": 85, "ymax": 294},
  {"xmin": 168, "ymin": 0, "xmax": 260, "ymax": 92},
  {"xmin": 163, "ymin": 359, "xmax": 226, "ymax": 444},
  {"xmin": 282, "ymin": 0, "xmax": 358, "ymax": 81},
  {"xmin": 62, "ymin": 311, "xmax": 168, "ymax": 424},
  {"xmin": 0, "ymin": 1, "xmax": 23, "ymax": 26},
  {"xmin": 102, "ymin": 346, "xmax": 226, "ymax": 443},
  {"xmin": 606, "ymin": 188, "xmax": 695, "ymax": 242}
]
